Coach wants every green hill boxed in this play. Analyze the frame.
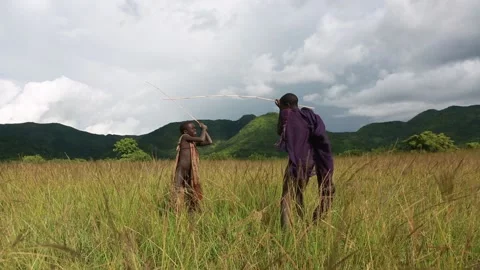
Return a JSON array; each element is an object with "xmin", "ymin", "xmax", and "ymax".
[
  {"xmin": 350, "ymin": 105, "xmax": 480, "ymax": 150},
  {"xmin": 208, "ymin": 105, "xmax": 480, "ymax": 157},
  {"xmin": 0, "ymin": 115, "xmax": 256, "ymax": 161},
  {"xmin": 137, "ymin": 115, "xmax": 256, "ymax": 159},
  {"xmin": 0, "ymin": 105, "xmax": 479, "ymax": 161},
  {"xmin": 0, "ymin": 122, "xmax": 126, "ymax": 160},
  {"xmin": 203, "ymin": 112, "xmax": 286, "ymax": 159}
]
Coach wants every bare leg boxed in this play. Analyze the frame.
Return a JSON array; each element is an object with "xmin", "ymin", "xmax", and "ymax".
[
  {"xmin": 313, "ymin": 171, "xmax": 335, "ymax": 223},
  {"xmin": 172, "ymin": 168, "xmax": 186, "ymax": 214},
  {"xmin": 294, "ymin": 178, "xmax": 307, "ymax": 220},
  {"xmin": 185, "ymin": 185, "xmax": 200, "ymax": 213},
  {"xmin": 280, "ymin": 170, "xmax": 294, "ymax": 230},
  {"xmin": 183, "ymin": 171, "xmax": 202, "ymax": 213}
]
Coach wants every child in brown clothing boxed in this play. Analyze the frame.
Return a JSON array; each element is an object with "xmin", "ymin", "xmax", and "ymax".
[{"xmin": 171, "ymin": 121, "xmax": 212, "ymax": 213}]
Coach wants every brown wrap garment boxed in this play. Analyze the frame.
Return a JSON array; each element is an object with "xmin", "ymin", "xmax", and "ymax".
[{"xmin": 172, "ymin": 134, "xmax": 203, "ymax": 203}]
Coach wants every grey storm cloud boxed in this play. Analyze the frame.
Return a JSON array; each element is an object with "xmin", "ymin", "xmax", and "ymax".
[
  {"xmin": 190, "ymin": 10, "xmax": 219, "ymax": 31},
  {"xmin": 1, "ymin": 0, "xmax": 480, "ymax": 134},
  {"xmin": 119, "ymin": 0, "xmax": 141, "ymax": 18}
]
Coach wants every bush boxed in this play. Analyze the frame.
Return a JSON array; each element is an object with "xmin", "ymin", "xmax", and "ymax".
[
  {"xmin": 122, "ymin": 150, "xmax": 152, "ymax": 161},
  {"xmin": 113, "ymin": 138, "xmax": 151, "ymax": 161},
  {"xmin": 466, "ymin": 142, "xmax": 480, "ymax": 149},
  {"xmin": 22, "ymin": 155, "xmax": 45, "ymax": 163},
  {"xmin": 401, "ymin": 131, "xmax": 457, "ymax": 152}
]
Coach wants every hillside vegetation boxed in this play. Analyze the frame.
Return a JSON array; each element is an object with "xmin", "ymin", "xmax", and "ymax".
[
  {"xmin": 203, "ymin": 113, "xmax": 286, "ymax": 159},
  {"xmin": 0, "ymin": 105, "xmax": 479, "ymax": 161},
  {"xmin": 206, "ymin": 105, "xmax": 480, "ymax": 158},
  {"xmin": 0, "ymin": 115, "xmax": 255, "ymax": 160}
]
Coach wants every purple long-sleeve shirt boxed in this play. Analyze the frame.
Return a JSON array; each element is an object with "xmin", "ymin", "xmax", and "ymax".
[{"xmin": 276, "ymin": 107, "xmax": 334, "ymax": 180}]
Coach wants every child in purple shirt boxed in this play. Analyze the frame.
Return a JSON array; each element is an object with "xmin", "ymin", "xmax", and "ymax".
[{"xmin": 275, "ymin": 93, "xmax": 335, "ymax": 229}]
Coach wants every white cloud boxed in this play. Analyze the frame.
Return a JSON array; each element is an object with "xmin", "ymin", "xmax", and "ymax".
[
  {"xmin": 283, "ymin": 13, "xmax": 377, "ymax": 72},
  {"xmin": 86, "ymin": 117, "xmax": 140, "ymax": 135},
  {"xmin": 218, "ymin": 87, "xmax": 239, "ymax": 95},
  {"xmin": 346, "ymin": 73, "xmax": 357, "ymax": 84},
  {"xmin": 243, "ymin": 53, "xmax": 277, "ymax": 86},
  {"xmin": 227, "ymin": 8, "xmax": 382, "ymax": 95},
  {"xmin": 303, "ymin": 84, "xmax": 347, "ymax": 103},
  {"xmin": 318, "ymin": 59, "xmax": 480, "ymax": 119},
  {"xmin": 0, "ymin": 77, "xmax": 156, "ymax": 135},
  {"xmin": 303, "ymin": 93, "xmax": 320, "ymax": 103},
  {"xmin": 0, "ymin": 77, "xmax": 109, "ymax": 125},
  {"xmin": 325, "ymin": 84, "xmax": 348, "ymax": 99},
  {"xmin": 12, "ymin": 0, "xmax": 52, "ymax": 13},
  {"xmin": 293, "ymin": 0, "xmax": 480, "ymax": 123},
  {"xmin": 245, "ymin": 83, "xmax": 274, "ymax": 96},
  {"xmin": 59, "ymin": 28, "xmax": 91, "ymax": 40},
  {"xmin": 1, "ymin": 0, "xmax": 480, "ymax": 134},
  {"xmin": 0, "ymin": 80, "xmax": 21, "ymax": 107},
  {"xmin": 340, "ymin": 100, "xmax": 477, "ymax": 121},
  {"xmin": 274, "ymin": 64, "xmax": 335, "ymax": 84}
]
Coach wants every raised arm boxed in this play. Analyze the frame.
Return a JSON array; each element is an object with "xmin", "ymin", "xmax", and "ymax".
[
  {"xmin": 277, "ymin": 112, "xmax": 283, "ymax": 136},
  {"xmin": 275, "ymin": 99, "xmax": 284, "ymax": 136},
  {"xmin": 198, "ymin": 131, "xmax": 213, "ymax": 146},
  {"xmin": 277, "ymin": 109, "xmax": 290, "ymax": 136}
]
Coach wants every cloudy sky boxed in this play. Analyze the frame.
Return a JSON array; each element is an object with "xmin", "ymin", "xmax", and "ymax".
[{"xmin": 1, "ymin": 0, "xmax": 479, "ymax": 135}]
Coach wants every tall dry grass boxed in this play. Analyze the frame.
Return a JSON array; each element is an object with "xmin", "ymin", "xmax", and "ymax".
[{"xmin": 0, "ymin": 151, "xmax": 479, "ymax": 269}]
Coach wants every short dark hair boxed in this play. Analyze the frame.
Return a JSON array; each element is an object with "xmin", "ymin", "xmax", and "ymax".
[
  {"xmin": 179, "ymin": 121, "xmax": 192, "ymax": 134},
  {"xmin": 279, "ymin": 93, "xmax": 298, "ymax": 107}
]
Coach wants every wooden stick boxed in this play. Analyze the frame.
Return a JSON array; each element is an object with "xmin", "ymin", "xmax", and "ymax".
[
  {"xmin": 158, "ymin": 94, "xmax": 315, "ymax": 109},
  {"xmin": 145, "ymin": 81, "xmax": 201, "ymax": 124}
]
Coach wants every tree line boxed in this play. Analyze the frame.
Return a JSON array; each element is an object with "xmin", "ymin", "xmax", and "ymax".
[{"xmin": 18, "ymin": 130, "xmax": 480, "ymax": 162}]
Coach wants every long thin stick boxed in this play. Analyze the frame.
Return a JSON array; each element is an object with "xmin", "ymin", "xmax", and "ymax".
[
  {"xmin": 161, "ymin": 94, "xmax": 275, "ymax": 101},
  {"xmin": 158, "ymin": 94, "xmax": 315, "ymax": 109},
  {"xmin": 145, "ymin": 81, "xmax": 200, "ymax": 124}
]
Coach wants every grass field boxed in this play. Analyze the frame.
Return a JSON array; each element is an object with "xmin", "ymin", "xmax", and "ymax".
[{"xmin": 1, "ymin": 151, "xmax": 479, "ymax": 269}]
